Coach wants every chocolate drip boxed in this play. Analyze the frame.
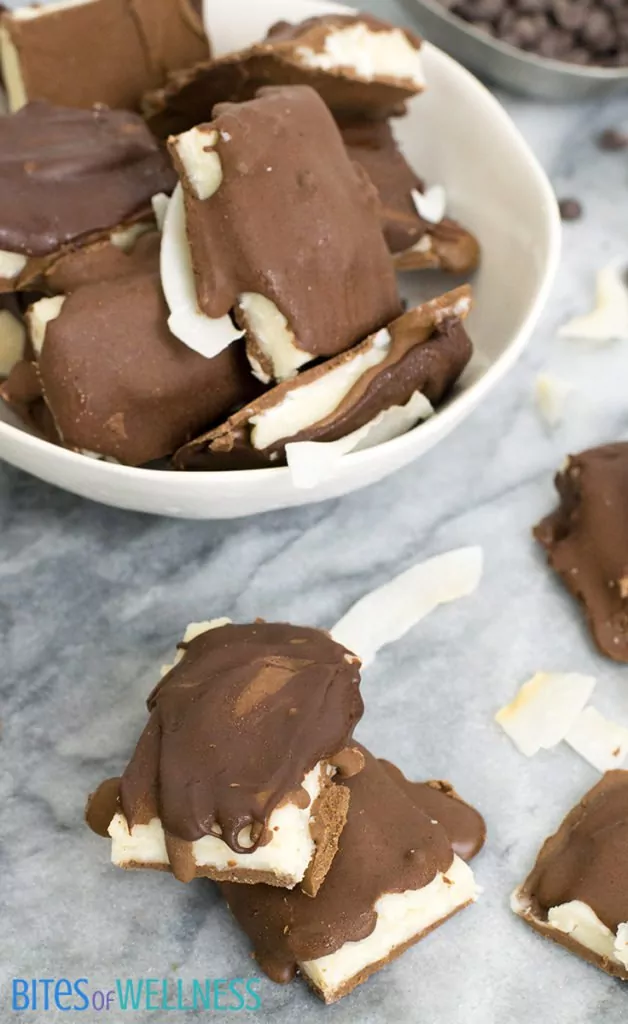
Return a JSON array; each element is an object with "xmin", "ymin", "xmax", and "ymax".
[
  {"xmin": 170, "ymin": 86, "xmax": 400, "ymax": 365},
  {"xmin": 0, "ymin": 102, "xmax": 176, "ymax": 257},
  {"xmin": 378, "ymin": 762, "xmax": 486, "ymax": 861},
  {"xmin": 520, "ymin": 771, "xmax": 628, "ymax": 932},
  {"xmin": 85, "ymin": 777, "xmax": 121, "ymax": 838},
  {"xmin": 534, "ymin": 443, "xmax": 628, "ymax": 662},
  {"xmin": 221, "ymin": 746, "xmax": 461, "ymax": 980},
  {"xmin": 119, "ymin": 623, "xmax": 363, "ymax": 853}
]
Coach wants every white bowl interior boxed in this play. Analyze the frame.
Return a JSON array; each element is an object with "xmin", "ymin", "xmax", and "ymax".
[{"xmin": 0, "ymin": 0, "xmax": 560, "ymax": 518}]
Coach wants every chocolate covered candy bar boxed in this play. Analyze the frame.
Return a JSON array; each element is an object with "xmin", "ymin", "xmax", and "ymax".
[
  {"xmin": 86, "ymin": 620, "xmax": 364, "ymax": 894},
  {"xmin": 1, "ymin": 269, "xmax": 259, "ymax": 464},
  {"xmin": 534, "ymin": 444, "xmax": 628, "ymax": 662},
  {"xmin": 145, "ymin": 12, "xmax": 424, "ymax": 138},
  {"xmin": 174, "ymin": 287, "xmax": 472, "ymax": 471},
  {"xmin": 0, "ymin": 102, "xmax": 175, "ymax": 292},
  {"xmin": 0, "ymin": 0, "xmax": 208, "ymax": 113},
  {"xmin": 513, "ymin": 771, "xmax": 628, "ymax": 979},
  {"xmin": 340, "ymin": 118, "xmax": 480, "ymax": 274},
  {"xmin": 168, "ymin": 85, "xmax": 401, "ymax": 383},
  {"xmin": 222, "ymin": 746, "xmax": 482, "ymax": 1003}
]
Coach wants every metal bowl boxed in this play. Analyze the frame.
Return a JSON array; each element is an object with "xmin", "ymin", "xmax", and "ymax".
[{"xmin": 405, "ymin": 0, "xmax": 628, "ymax": 100}]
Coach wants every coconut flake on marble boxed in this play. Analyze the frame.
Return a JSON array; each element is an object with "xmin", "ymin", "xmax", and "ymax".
[
  {"xmin": 495, "ymin": 672, "xmax": 596, "ymax": 757},
  {"xmin": 565, "ymin": 705, "xmax": 628, "ymax": 773},
  {"xmin": 331, "ymin": 546, "xmax": 483, "ymax": 667},
  {"xmin": 559, "ymin": 261, "xmax": 628, "ymax": 343}
]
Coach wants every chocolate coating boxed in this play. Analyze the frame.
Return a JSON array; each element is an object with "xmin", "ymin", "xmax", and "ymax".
[
  {"xmin": 35, "ymin": 270, "xmax": 260, "ymax": 465},
  {"xmin": 1, "ymin": 0, "xmax": 209, "ymax": 112},
  {"xmin": 170, "ymin": 86, "xmax": 400, "ymax": 375},
  {"xmin": 534, "ymin": 443, "xmax": 628, "ymax": 662},
  {"xmin": 174, "ymin": 287, "xmax": 472, "ymax": 471},
  {"xmin": 340, "ymin": 118, "xmax": 480, "ymax": 273},
  {"xmin": 144, "ymin": 13, "xmax": 421, "ymax": 138},
  {"xmin": 378, "ymin": 761, "xmax": 486, "ymax": 862},
  {"xmin": 221, "ymin": 746, "xmax": 466, "ymax": 983},
  {"xmin": 518, "ymin": 771, "xmax": 628, "ymax": 934},
  {"xmin": 119, "ymin": 622, "xmax": 363, "ymax": 853},
  {"xmin": 41, "ymin": 230, "xmax": 161, "ymax": 294},
  {"xmin": 0, "ymin": 102, "xmax": 176, "ymax": 257}
]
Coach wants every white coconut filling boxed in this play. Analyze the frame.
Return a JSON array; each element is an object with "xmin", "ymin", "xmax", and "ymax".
[
  {"xmin": 172, "ymin": 127, "xmax": 223, "ymax": 201},
  {"xmin": 109, "ymin": 762, "xmax": 328, "ymax": 884},
  {"xmin": 110, "ymin": 221, "xmax": 153, "ymax": 252},
  {"xmin": 411, "ymin": 185, "xmax": 447, "ymax": 225},
  {"xmin": 0, "ymin": 309, "xmax": 26, "ymax": 376},
  {"xmin": 160, "ymin": 184, "xmax": 243, "ymax": 359},
  {"xmin": 0, "ymin": 248, "xmax": 28, "ymax": 281},
  {"xmin": 0, "ymin": 25, "xmax": 27, "ymax": 111},
  {"xmin": 249, "ymin": 327, "xmax": 391, "ymax": 450},
  {"xmin": 295, "ymin": 24, "xmax": 424, "ymax": 87},
  {"xmin": 286, "ymin": 390, "xmax": 434, "ymax": 490},
  {"xmin": 513, "ymin": 891, "xmax": 628, "ymax": 969},
  {"xmin": 239, "ymin": 293, "xmax": 311, "ymax": 383},
  {"xmin": 302, "ymin": 855, "xmax": 477, "ymax": 998},
  {"xmin": 26, "ymin": 295, "xmax": 66, "ymax": 356},
  {"xmin": 410, "ymin": 235, "xmax": 433, "ymax": 255}
]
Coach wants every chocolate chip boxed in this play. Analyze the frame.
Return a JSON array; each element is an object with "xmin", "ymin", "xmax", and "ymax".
[
  {"xmin": 558, "ymin": 198, "xmax": 583, "ymax": 221},
  {"xmin": 444, "ymin": 0, "xmax": 628, "ymax": 66},
  {"xmin": 551, "ymin": 0, "xmax": 588, "ymax": 31},
  {"xmin": 514, "ymin": 14, "xmax": 549, "ymax": 47},
  {"xmin": 597, "ymin": 128, "xmax": 628, "ymax": 151},
  {"xmin": 515, "ymin": 0, "xmax": 546, "ymax": 12}
]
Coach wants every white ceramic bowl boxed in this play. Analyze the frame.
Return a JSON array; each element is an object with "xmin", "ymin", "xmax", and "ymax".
[{"xmin": 0, "ymin": 0, "xmax": 560, "ymax": 519}]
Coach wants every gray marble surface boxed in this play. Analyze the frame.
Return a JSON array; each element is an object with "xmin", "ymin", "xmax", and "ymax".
[{"xmin": 2, "ymin": 1, "xmax": 628, "ymax": 1021}]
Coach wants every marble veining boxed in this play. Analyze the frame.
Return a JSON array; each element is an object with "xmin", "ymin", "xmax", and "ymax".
[{"xmin": 1, "ymin": 0, "xmax": 628, "ymax": 1021}]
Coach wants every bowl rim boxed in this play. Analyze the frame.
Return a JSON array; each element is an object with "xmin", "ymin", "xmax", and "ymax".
[
  {"xmin": 410, "ymin": 0, "xmax": 628, "ymax": 80},
  {"xmin": 0, "ymin": 41, "xmax": 562, "ymax": 491}
]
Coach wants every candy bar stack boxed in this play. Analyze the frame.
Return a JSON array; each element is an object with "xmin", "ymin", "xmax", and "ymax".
[
  {"xmin": 87, "ymin": 618, "xmax": 485, "ymax": 1003},
  {"xmin": 1, "ymin": 1, "xmax": 480, "ymax": 472}
]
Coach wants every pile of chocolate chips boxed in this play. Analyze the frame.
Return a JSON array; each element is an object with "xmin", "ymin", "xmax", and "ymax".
[{"xmin": 440, "ymin": 0, "xmax": 628, "ymax": 66}]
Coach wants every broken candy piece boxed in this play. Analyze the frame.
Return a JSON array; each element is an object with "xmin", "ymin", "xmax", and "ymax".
[
  {"xmin": 144, "ymin": 13, "xmax": 424, "ymax": 138},
  {"xmin": 168, "ymin": 85, "xmax": 401, "ymax": 383},
  {"xmin": 512, "ymin": 770, "xmax": 628, "ymax": 980},
  {"xmin": 3, "ymin": 270, "xmax": 260, "ymax": 465},
  {"xmin": 558, "ymin": 262, "xmax": 628, "ymax": 343},
  {"xmin": 339, "ymin": 119, "xmax": 480, "ymax": 275},
  {"xmin": 331, "ymin": 544, "xmax": 483, "ymax": 668},
  {"xmin": 87, "ymin": 620, "xmax": 364, "ymax": 893},
  {"xmin": 173, "ymin": 287, "xmax": 472, "ymax": 471},
  {"xmin": 0, "ymin": 102, "xmax": 176, "ymax": 292},
  {"xmin": 0, "ymin": 0, "xmax": 209, "ymax": 113},
  {"xmin": 221, "ymin": 745, "xmax": 479, "ymax": 1003},
  {"xmin": 534, "ymin": 444, "xmax": 628, "ymax": 662}
]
